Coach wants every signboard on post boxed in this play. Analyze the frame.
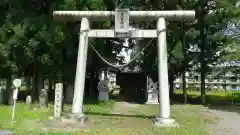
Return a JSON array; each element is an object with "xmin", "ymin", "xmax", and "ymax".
[
  {"xmin": 12, "ymin": 79, "xmax": 22, "ymax": 122},
  {"xmin": 115, "ymin": 9, "xmax": 130, "ymax": 38},
  {"xmin": 13, "ymin": 79, "xmax": 21, "ymax": 88}
]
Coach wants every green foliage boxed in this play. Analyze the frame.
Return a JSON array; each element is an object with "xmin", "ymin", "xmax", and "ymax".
[{"xmin": 0, "ymin": 0, "xmax": 239, "ymax": 101}]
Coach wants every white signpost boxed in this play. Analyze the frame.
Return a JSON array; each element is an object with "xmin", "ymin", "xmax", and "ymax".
[
  {"xmin": 12, "ymin": 79, "xmax": 22, "ymax": 122},
  {"xmin": 53, "ymin": 9, "xmax": 195, "ymax": 127},
  {"xmin": 54, "ymin": 83, "xmax": 63, "ymax": 118}
]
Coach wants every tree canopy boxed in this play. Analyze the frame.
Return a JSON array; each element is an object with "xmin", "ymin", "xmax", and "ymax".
[{"xmin": 0, "ymin": 0, "xmax": 239, "ymax": 103}]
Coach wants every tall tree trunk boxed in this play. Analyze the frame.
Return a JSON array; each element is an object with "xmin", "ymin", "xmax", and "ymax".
[
  {"xmin": 88, "ymin": 71, "xmax": 95, "ymax": 100},
  {"xmin": 62, "ymin": 74, "xmax": 66, "ymax": 111},
  {"xmin": 32, "ymin": 63, "xmax": 38, "ymax": 102},
  {"xmin": 200, "ymin": 12, "xmax": 207, "ymax": 105},
  {"xmin": 169, "ymin": 76, "xmax": 174, "ymax": 100},
  {"xmin": 53, "ymin": 77, "xmax": 56, "ymax": 91},
  {"xmin": 5, "ymin": 76, "xmax": 13, "ymax": 105},
  {"xmin": 27, "ymin": 76, "xmax": 31, "ymax": 94},
  {"xmin": 182, "ymin": 72, "xmax": 187, "ymax": 103},
  {"xmin": 37, "ymin": 70, "xmax": 44, "ymax": 100},
  {"xmin": 200, "ymin": 65, "xmax": 206, "ymax": 104},
  {"xmin": 61, "ymin": 48, "xmax": 67, "ymax": 111},
  {"xmin": 48, "ymin": 77, "xmax": 54, "ymax": 101},
  {"xmin": 180, "ymin": 22, "xmax": 188, "ymax": 104},
  {"xmin": 48, "ymin": 78, "xmax": 52, "ymax": 92}
]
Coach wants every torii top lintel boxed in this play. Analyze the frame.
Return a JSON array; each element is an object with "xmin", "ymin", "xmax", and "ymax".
[{"xmin": 53, "ymin": 10, "xmax": 195, "ymax": 22}]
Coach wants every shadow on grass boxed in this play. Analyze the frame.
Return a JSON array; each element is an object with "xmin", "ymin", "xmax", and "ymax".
[
  {"xmin": 85, "ymin": 111, "xmax": 153, "ymax": 119},
  {"xmin": 172, "ymin": 92, "xmax": 240, "ymax": 115}
]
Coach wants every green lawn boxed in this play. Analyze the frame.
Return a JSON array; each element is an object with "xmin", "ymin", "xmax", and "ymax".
[
  {"xmin": 174, "ymin": 90, "xmax": 240, "ymax": 105},
  {"xmin": 0, "ymin": 100, "xmax": 216, "ymax": 135}
]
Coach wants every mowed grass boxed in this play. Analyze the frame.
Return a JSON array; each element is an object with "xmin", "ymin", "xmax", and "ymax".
[
  {"xmin": 0, "ymin": 99, "xmax": 216, "ymax": 135},
  {"xmin": 174, "ymin": 90, "xmax": 240, "ymax": 105}
]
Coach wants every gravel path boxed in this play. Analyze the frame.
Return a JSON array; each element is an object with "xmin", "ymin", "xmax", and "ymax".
[
  {"xmin": 206, "ymin": 108, "xmax": 240, "ymax": 135},
  {"xmin": 0, "ymin": 130, "xmax": 15, "ymax": 135},
  {"xmin": 112, "ymin": 102, "xmax": 240, "ymax": 135}
]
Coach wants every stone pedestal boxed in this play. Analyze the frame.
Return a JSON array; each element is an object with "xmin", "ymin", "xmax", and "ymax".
[
  {"xmin": 99, "ymin": 91, "xmax": 109, "ymax": 101},
  {"xmin": 146, "ymin": 90, "xmax": 159, "ymax": 104},
  {"xmin": 153, "ymin": 116, "xmax": 179, "ymax": 127},
  {"xmin": 60, "ymin": 113, "xmax": 87, "ymax": 125},
  {"xmin": 98, "ymin": 80, "xmax": 109, "ymax": 101},
  {"xmin": 146, "ymin": 77, "xmax": 158, "ymax": 104}
]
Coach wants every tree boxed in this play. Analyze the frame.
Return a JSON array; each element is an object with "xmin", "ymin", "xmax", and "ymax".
[{"xmin": 196, "ymin": 0, "xmax": 239, "ymax": 104}]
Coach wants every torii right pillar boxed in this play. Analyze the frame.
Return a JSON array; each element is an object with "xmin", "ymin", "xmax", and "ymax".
[{"xmin": 155, "ymin": 18, "xmax": 178, "ymax": 127}]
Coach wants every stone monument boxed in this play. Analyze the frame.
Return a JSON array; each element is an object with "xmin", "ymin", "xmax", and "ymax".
[
  {"xmin": 39, "ymin": 89, "xmax": 48, "ymax": 108},
  {"xmin": 54, "ymin": 83, "xmax": 63, "ymax": 118},
  {"xmin": 25, "ymin": 95, "xmax": 32, "ymax": 107}
]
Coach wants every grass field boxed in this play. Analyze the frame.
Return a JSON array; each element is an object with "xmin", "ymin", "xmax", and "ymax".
[
  {"xmin": 174, "ymin": 90, "xmax": 240, "ymax": 105},
  {"xmin": 2, "ymin": 90, "xmax": 238, "ymax": 135},
  {"xmin": 0, "ymin": 103, "xmax": 216, "ymax": 135}
]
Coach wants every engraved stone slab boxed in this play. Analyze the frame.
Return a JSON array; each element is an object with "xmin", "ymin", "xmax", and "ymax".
[{"xmin": 54, "ymin": 83, "xmax": 63, "ymax": 118}]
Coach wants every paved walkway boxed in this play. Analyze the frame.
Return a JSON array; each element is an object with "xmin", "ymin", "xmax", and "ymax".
[{"xmin": 206, "ymin": 108, "xmax": 240, "ymax": 135}]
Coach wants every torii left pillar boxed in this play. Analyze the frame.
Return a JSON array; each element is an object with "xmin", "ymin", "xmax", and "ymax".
[{"xmin": 71, "ymin": 18, "xmax": 89, "ymax": 121}]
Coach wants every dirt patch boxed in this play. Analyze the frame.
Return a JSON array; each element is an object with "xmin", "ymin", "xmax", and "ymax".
[
  {"xmin": 111, "ymin": 102, "xmax": 139, "ymax": 115},
  {"xmin": 41, "ymin": 119, "xmax": 89, "ymax": 131}
]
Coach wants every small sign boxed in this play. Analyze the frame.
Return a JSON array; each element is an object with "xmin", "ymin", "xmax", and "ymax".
[
  {"xmin": 115, "ymin": 9, "xmax": 129, "ymax": 37},
  {"xmin": 13, "ymin": 79, "xmax": 21, "ymax": 88}
]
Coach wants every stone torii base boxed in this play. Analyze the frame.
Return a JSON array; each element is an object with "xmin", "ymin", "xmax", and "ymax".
[{"xmin": 53, "ymin": 10, "xmax": 195, "ymax": 127}]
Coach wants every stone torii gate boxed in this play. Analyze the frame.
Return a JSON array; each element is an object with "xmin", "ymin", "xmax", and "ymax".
[{"xmin": 53, "ymin": 9, "xmax": 195, "ymax": 127}]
